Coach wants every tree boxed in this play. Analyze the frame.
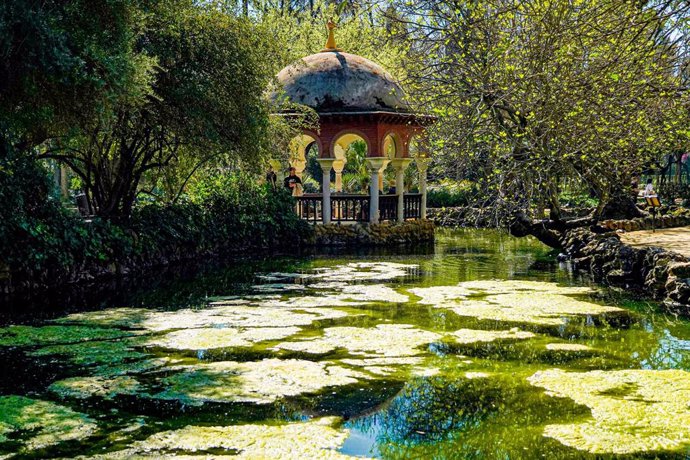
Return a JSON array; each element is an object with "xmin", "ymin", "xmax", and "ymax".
[
  {"xmin": 40, "ymin": 2, "xmax": 275, "ymax": 220},
  {"xmin": 0, "ymin": 0, "xmax": 148, "ymax": 158},
  {"xmin": 390, "ymin": 0, "xmax": 690, "ymax": 230}
]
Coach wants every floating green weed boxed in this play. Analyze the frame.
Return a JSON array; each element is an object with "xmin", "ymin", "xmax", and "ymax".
[
  {"xmin": 0, "ymin": 396, "xmax": 96, "ymax": 451},
  {"xmin": 529, "ymin": 368, "xmax": 690, "ymax": 454}
]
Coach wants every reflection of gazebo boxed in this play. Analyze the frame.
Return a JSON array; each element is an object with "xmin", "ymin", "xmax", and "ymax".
[{"xmin": 270, "ymin": 21, "xmax": 435, "ymax": 224}]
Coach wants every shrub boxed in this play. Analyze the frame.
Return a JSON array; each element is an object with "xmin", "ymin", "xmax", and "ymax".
[
  {"xmin": 558, "ymin": 191, "xmax": 599, "ymax": 208},
  {"xmin": 0, "ymin": 163, "xmax": 310, "ymax": 289},
  {"xmin": 427, "ymin": 179, "xmax": 476, "ymax": 208}
]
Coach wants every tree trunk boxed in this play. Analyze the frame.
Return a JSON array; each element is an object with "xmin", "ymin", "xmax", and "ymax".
[
  {"xmin": 509, "ymin": 211, "xmax": 563, "ymax": 249},
  {"xmin": 597, "ymin": 188, "xmax": 644, "ymax": 220}
]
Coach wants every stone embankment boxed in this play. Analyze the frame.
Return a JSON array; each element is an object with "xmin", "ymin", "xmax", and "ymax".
[
  {"xmin": 310, "ymin": 220, "xmax": 435, "ymax": 246},
  {"xmin": 561, "ymin": 228, "xmax": 690, "ymax": 311},
  {"xmin": 598, "ymin": 214, "xmax": 690, "ymax": 232}
]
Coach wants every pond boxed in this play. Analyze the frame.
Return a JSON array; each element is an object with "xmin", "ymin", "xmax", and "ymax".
[{"xmin": 1, "ymin": 229, "xmax": 690, "ymax": 459}]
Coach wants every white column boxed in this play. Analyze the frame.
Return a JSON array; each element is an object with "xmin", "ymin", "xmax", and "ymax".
[
  {"xmin": 377, "ymin": 160, "xmax": 390, "ymax": 192},
  {"xmin": 391, "ymin": 159, "xmax": 412, "ymax": 222},
  {"xmin": 415, "ymin": 157, "xmax": 431, "ymax": 219},
  {"xmin": 333, "ymin": 160, "xmax": 345, "ymax": 192},
  {"xmin": 316, "ymin": 158, "xmax": 335, "ymax": 224},
  {"xmin": 366, "ymin": 158, "xmax": 388, "ymax": 224}
]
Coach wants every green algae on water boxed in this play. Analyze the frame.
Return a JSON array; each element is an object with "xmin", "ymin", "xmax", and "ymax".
[
  {"xmin": 2, "ymin": 230, "xmax": 687, "ymax": 458},
  {"xmin": 49, "ymin": 376, "xmax": 142, "ymax": 400},
  {"xmin": 88, "ymin": 417, "xmax": 362, "ymax": 459},
  {"xmin": 57, "ymin": 305, "xmax": 348, "ymax": 332},
  {"xmin": 409, "ymin": 286, "xmax": 473, "ymax": 305},
  {"xmin": 457, "ymin": 279, "xmax": 593, "ymax": 295},
  {"xmin": 141, "ymin": 305, "xmax": 348, "ymax": 331},
  {"xmin": 452, "ymin": 328, "xmax": 535, "ymax": 343},
  {"xmin": 306, "ymin": 262, "xmax": 417, "ymax": 282},
  {"xmin": 314, "ymin": 283, "xmax": 409, "ymax": 303},
  {"xmin": 441, "ymin": 294, "xmax": 623, "ymax": 326},
  {"xmin": 274, "ymin": 324, "xmax": 441, "ymax": 357},
  {"xmin": 155, "ymin": 359, "xmax": 365, "ymax": 405},
  {"xmin": 528, "ymin": 368, "xmax": 690, "ymax": 454},
  {"xmin": 147, "ymin": 326, "xmax": 302, "ymax": 351},
  {"xmin": 545, "ymin": 343, "xmax": 593, "ymax": 351},
  {"xmin": 411, "ymin": 280, "xmax": 623, "ymax": 326},
  {"xmin": 29, "ymin": 338, "xmax": 148, "ymax": 367},
  {"xmin": 0, "ymin": 396, "xmax": 97, "ymax": 451},
  {"xmin": 0, "ymin": 325, "xmax": 134, "ymax": 347}
]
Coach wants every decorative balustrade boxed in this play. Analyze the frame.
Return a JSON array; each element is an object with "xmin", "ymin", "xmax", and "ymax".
[
  {"xmin": 295, "ymin": 193, "xmax": 423, "ymax": 223},
  {"xmin": 403, "ymin": 193, "xmax": 422, "ymax": 219},
  {"xmin": 295, "ymin": 194, "xmax": 322, "ymax": 224},
  {"xmin": 331, "ymin": 194, "xmax": 370, "ymax": 223},
  {"xmin": 379, "ymin": 194, "xmax": 398, "ymax": 221}
]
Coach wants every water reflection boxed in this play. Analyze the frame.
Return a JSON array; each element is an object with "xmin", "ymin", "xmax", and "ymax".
[{"xmin": 0, "ymin": 230, "xmax": 689, "ymax": 459}]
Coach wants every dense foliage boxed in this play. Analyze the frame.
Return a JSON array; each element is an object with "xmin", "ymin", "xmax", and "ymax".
[
  {"xmin": 390, "ymin": 0, "xmax": 690, "ymax": 222},
  {"xmin": 0, "ymin": 162, "xmax": 307, "ymax": 287},
  {"xmin": 427, "ymin": 180, "xmax": 476, "ymax": 208},
  {"xmin": 0, "ymin": 0, "xmax": 144, "ymax": 155}
]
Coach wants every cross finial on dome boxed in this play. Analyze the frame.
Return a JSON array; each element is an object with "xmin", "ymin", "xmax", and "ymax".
[{"xmin": 321, "ymin": 18, "xmax": 342, "ymax": 52}]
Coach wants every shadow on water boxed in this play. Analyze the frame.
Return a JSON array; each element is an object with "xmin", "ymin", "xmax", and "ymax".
[{"xmin": 0, "ymin": 243, "xmax": 437, "ymax": 324}]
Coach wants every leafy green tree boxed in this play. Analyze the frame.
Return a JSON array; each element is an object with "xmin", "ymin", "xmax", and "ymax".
[
  {"xmin": 0, "ymin": 0, "xmax": 148, "ymax": 157},
  {"xmin": 40, "ymin": 2, "xmax": 275, "ymax": 220},
  {"xmin": 256, "ymin": 0, "xmax": 408, "ymax": 82},
  {"xmin": 391, "ymin": 0, "xmax": 690, "ymax": 226}
]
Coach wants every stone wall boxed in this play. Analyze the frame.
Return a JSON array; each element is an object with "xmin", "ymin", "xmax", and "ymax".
[
  {"xmin": 431, "ymin": 206, "xmax": 690, "ymax": 232},
  {"xmin": 599, "ymin": 214, "xmax": 690, "ymax": 232},
  {"xmin": 561, "ymin": 228, "xmax": 690, "ymax": 312},
  {"xmin": 310, "ymin": 220, "xmax": 435, "ymax": 246}
]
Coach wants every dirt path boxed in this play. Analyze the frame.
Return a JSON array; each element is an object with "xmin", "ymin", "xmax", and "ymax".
[{"xmin": 619, "ymin": 227, "xmax": 690, "ymax": 258}]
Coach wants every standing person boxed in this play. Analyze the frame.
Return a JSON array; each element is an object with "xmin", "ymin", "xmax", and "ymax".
[
  {"xmin": 283, "ymin": 167, "xmax": 302, "ymax": 194},
  {"xmin": 265, "ymin": 166, "xmax": 277, "ymax": 190},
  {"xmin": 643, "ymin": 178, "xmax": 655, "ymax": 197}
]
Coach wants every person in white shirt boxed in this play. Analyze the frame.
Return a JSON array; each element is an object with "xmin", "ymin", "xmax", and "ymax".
[{"xmin": 643, "ymin": 179, "xmax": 655, "ymax": 197}]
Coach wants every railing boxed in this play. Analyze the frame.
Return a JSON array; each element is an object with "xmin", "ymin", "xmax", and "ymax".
[
  {"xmin": 332, "ymin": 194, "xmax": 369, "ymax": 223},
  {"xmin": 295, "ymin": 194, "xmax": 322, "ymax": 224},
  {"xmin": 378, "ymin": 194, "xmax": 398, "ymax": 222},
  {"xmin": 403, "ymin": 193, "xmax": 422, "ymax": 219},
  {"xmin": 296, "ymin": 193, "xmax": 424, "ymax": 223}
]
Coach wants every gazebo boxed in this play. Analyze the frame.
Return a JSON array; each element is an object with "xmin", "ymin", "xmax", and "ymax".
[{"xmin": 271, "ymin": 21, "xmax": 435, "ymax": 225}]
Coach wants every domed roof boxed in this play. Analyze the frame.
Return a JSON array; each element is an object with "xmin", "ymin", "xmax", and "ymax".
[{"xmin": 273, "ymin": 51, "xmax": 410, "ymax": 113}]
